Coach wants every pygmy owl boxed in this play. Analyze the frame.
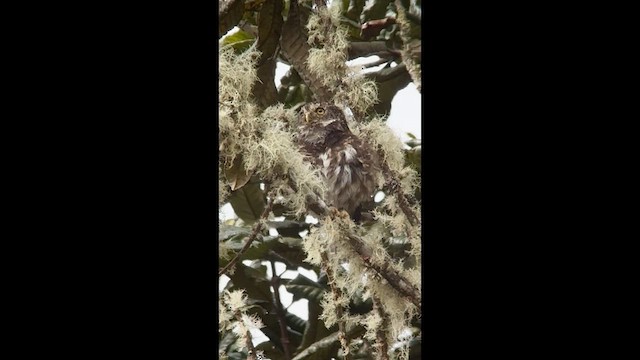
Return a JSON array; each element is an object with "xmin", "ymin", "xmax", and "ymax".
[{"xmin": 297, "ymin": 102, "xmax": 380, "ymax": 218}]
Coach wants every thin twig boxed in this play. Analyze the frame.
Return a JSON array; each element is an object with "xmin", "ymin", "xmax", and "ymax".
[
  {"xmin": 320, "ymin": 251, "xmax": 352, "ymax": 360},
  {"xmin": 372, "ymin": 297, "xmax": 390, "ymax": 360},
  {"xmin": 291, "ymin": 326, "xmax": 367, "ymax": 360},
  {"xmin": 377, "ymin": 146, "xmax": 420, "ymax": 227},
  {"xmin": 218, "ymin": 195, "xmax": 276, "ymax": 277},
  {"xmin": 234, "ymin": 310, "xmax": 258, "ymax": 360},
  {"xmin": 270, "ymin": 261, "xmax": 292, "ymax": 360},
  {"xmin": 286, "ymin": 176, "xmax": 331, "ymax": 217}
]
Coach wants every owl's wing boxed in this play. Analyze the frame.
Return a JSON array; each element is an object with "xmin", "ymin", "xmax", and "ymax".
[
  {"xmin": 295, "ymin": 134, "xmax": 323, "ymax": 168},
  {"xmin": 347, "ymin": 136, "xmax": 380, "ymax": 176}
]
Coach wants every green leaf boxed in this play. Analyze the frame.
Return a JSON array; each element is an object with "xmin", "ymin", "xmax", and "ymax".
[
  {"xmin": 404, "ymin": 145, "xmax": 421, "ymax": 174},
  {"xmin": 224, "ymin": 154, "xmax": 253, "ymax": 191},
  {"xmin": 269, "ymin": 237, "xmax": 311, "ymax": 270},
  {"xmin": 362, "ymin": 0, "xmax": 392, "ymax": 22},
  {"xmin": 228, "ymin": 263, "xmax": 273, "ymax": 304},
  {"xmin": 405, "ymin": 137, "xmax": 421, "ymax": 148},
  {"xmin": 219, "ymin": 224, "xmax": 251, "ymax": 242},
  {"xmin": 271, "ymin": 203, "xmax": 290, "ymax": 217},
  {"xmin": 218, "ymin": 232, "xmax": 272, "ymax": 269},
  {"xmin": 408, "ymin": 335, "xmax": 422, "ymax": 359},
  {"xmin": 227, "ymin": 352, "xmax": 246, "ymax": 360},
  {"xmin": 242, "ymin": 236, "xmax": 279, "ymax": 261},
  {"xmin": 285, "ymin": 274, "xmax": 327, "ymax": 303},
  {"xmin": 219, "ymin": 331, "xmax": 238, "ymax": 353},
  {"xmin": 297, "ymin": 298, "xmax": 334, "ymax": 357},
  {"xmin": 348, "ymin": 289, "xmax": 373, "ymax": 315},
  {"xmin": 268, "ymin": 220, "xmax": 310, "ymax": 237},
  {"xmin": 406, "ymin": 132, "xmax": 416, "ymax": 140},
  {"xmin": 285, "ymin": 311, "xmax": 307, "ymax": 334},
  {"xmin": 221, "ymin": 29, "xmax": 256, "ymax": 53},
  {"xmin": 255, "ymin": 342, "xmax": 285, "ymax": 360},
  {"xmin": 347, "ymin": 0, "xmax": 366, "ymax": 20},
  {"xmin": 228, "ymin": 181, "xmax": 266, "ymax": 225}
]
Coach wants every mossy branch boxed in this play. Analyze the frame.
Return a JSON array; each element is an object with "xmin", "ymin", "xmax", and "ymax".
[
  {"xmin": 346, "ymin": 234, "xmax": 421, "ymax": 308},
  {"xmin": 320, "ymin": 251, "xmax": 352, "ymax": 360},
  {"xmin": 219, "ymin": 0, "xmax": 245, "ymax": 38},
  {"xmin": 218, "ymin": 194, "xmax": 276, "ymax": 277},
  {"xmin": 235, "ymin": 310, "xmax": 258, "ymax": 360},
  {"xmin": 293, "ymin": 184, "xmax": 421, "ymax": 309},
  {"xmin": 348, "ymin": 41, "xmax": 400, "ymax": 60},
  {"xmin": 377, "ymin": 146, "xmax": 420, "ymax": 227},
  {"xmin": 372, "ymin": 297, "xmax": 390, "ymax": 360},
  {"xmin": 252, "ymin": 0, "xmax": 283, "ymax": 109},
  {"xmin": 291, "ymin": 326, "xmax": 366, "ymax": 360},
  {"xmin": 394, "ymin": 0, "xmax": 421, "ymax": 93},
  {"xmin": 279, "ymin": 0, "xmax": 335, "ymax": 101}
]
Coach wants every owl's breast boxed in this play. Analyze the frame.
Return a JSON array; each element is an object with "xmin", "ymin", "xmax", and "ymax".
[{"xmin": 318, "ymin": 143, "xmax": 376, "ymax": 215}]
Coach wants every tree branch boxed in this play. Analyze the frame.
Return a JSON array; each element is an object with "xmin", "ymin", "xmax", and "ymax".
[
  {"xmin": 376, "ymin": 146, "xmax": 420, "ymax": 227},
  {"xmin": 270, "ymin": 261, "xmax": 292, "ymax": 360},
  {"xmin": 372, "ymin": 297, "xmax": 390, "ymax": 360},
  {"xmin": 346, "ymin": 234, "xmax": 421, "ymax": 308},
  {"xmin": 286, "ymin": 182, "xmax": 420, "ymax": 308},
  {"xmin": 219, "ymin": 0, "xmax": 245, "ymax": 38},
  {"xmin": 361, "ymin": 57, "xmax": 392, "ymax": 69},
  {"xmin": 394, "ymin": 0, "xmax": 421, "ymax": 93},
  {"xmin": 320, "ymin": 251, "xmax": 352, "ymax": 360},
  {"xmin": 348, "ymin": 41, "xmax": 401, "ymax": 60},
  {"xmin": 234, "ymin": 310, "xmax": 258, "ymax": 360},
  {"xmin": 251, "ymin": 0, "xmax": 284, "ymax": 109},
  {"xmin": 285, "ymin": 176, "xmax": 331, "ymax": 217},
  {"xmin": 291, "ymin": 326, "xmax": 366, "ymax": 360},
  {"xmin": 366, "ymin": 63, "xmax": 408, "ymax": 82},
  {"xmin": 365, "ymin": 64, "xmax": 412, "ymax": 115},
  {"xmin": 279, "ymin": 0, "xmax": 335, "ymax": 101},
  {"xmin": 218, "ymin": 194, "xmax": 276, "ymax": 277}
]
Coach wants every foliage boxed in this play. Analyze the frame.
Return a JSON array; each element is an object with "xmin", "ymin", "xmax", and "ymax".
[{"xmin": 219, "ymin": 0, "xmax": 422, "ymax": 359}]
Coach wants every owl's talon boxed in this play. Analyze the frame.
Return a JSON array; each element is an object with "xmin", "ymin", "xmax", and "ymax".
[{"xmin": 328, "ymin": 207, "xmax": 350, "ymax": 220}]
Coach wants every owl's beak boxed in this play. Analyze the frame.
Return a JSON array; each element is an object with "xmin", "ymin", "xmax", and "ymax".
[{"xmin": 302, "ymin": 107, "xmax": 310, "ymax": 122}]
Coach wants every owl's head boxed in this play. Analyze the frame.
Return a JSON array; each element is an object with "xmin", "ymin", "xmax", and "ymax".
[{"xmin": 300, "ymin": 102, "xmax": 347, "ymax": 126}]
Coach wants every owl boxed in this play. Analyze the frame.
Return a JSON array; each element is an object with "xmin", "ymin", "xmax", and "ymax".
[{"xmin": 297, "ymin": 102, "xmax": 379, "ymax": 219}]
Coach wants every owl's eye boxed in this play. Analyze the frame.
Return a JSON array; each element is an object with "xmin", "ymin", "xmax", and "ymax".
[{"xmin": 315, "ymin": 107, "xmax": 325, "ymax": 115}]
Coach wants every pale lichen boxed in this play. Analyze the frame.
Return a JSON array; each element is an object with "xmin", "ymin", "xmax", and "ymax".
[
  {"xmin": 219, "ymin": 48, "xmax": 326, "ymax": 217},
  {"xmin": 305, "ymin": 4, "xmax": 379, "ymax": 115}
]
